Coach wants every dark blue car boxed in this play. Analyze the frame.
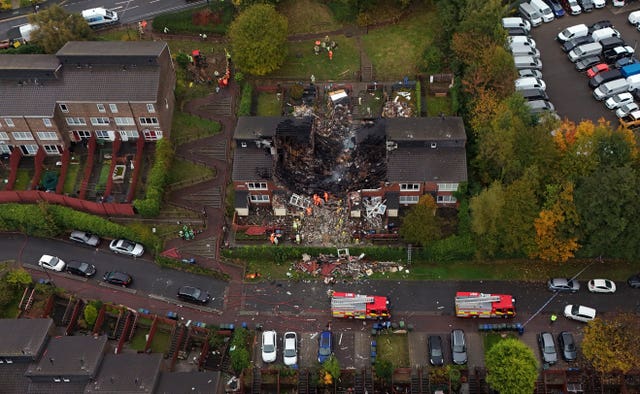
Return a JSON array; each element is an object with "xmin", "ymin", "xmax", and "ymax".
[
  {"xmin": 545, "ymin": 0, "xmax": 565, "ymax": 17},
  {"xmin": 317, "ymin": 330, "xmax": 333, "ymax": 363}
]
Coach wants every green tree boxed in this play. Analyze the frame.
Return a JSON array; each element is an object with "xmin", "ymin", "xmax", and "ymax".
[
  {"xmin": 470, "ymin": 181, "xmax": 505, "ymax": 257},
  {"xmin": 229, "ymin": 4, "xmax": 288, "ymax": 76},
  {"xmin": 485, "ymin": 338, "xmax": 538, "ymax": 394},
  {"xmin": 398, "ymin": 195, "xmax": 442, "ymax": 247},
  {"xmin": 500, "ymin": 171, "xmax": 541, "ymax": 256},
  {"xmin": 5, "ymin": 268, "xmax": 32, "ymax": 287},
  {"xmin": 582, "ymin": 314, "xmax": 640, "ymax": 375},
  {"xmin": 374, "ymin": 359, "xmax": 393, "ymax": 385},
  {"xmin": 320, "ymin": 355, "xmax": 341, "ymax": 384},
  {"xmin": 83, "ymin": 304, "xmax": 98, "ymax": 327},
  {"xmin": 28, "ymin": 5, "xmax": 94, "ymax": 54}
]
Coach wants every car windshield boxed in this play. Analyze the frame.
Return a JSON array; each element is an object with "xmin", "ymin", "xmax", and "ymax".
[
  {"xmin": 122, "ymin": 241, "xmax": 135, "ymax": 251},
  {"xmin": 571, "ymin": 305, "xmax": 580, "ymax": 315},
  {"xmin": 190, "ymin": 288, "xmax": 201, "ymax": 298},
  {"xmin": 453, "ymin": 344, "xmax": 465, "ymax": 352},
  {"xmin": 284, "ymin": 344, "xmax": 296, "ymax": 357},
  {"xmin": 561, "ymin": 28, "xmax": 572, "ymax": 36},
  {"xmin": 49, "ymin": 257, "xmax": 59, "ymax": 265},
  {"xmin": 263, "ymin": 344, "xmax": 274, "ymax": 353},
  {"xmin": 431, "ymin": 347, "xmax": 442, "ymax": 357},
  {"xmin": 78, "ymin": 262, "xmax": 89, "ymax": 270}
]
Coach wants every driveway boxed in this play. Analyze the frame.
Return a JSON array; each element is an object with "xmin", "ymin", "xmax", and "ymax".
[{"xmin": 531, "ymin": 5, "xmax": 640, "ymax": 125}]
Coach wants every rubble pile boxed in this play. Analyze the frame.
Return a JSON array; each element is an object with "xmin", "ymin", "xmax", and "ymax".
[
  {"xmin": 381, "ymin": 91, "xmax": 414, "ymax": 118},
  {"xmin": 294, "ymin": 252, "xmax": 406, "ymax": 281}
]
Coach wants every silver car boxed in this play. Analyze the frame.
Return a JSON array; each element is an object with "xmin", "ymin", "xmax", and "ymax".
[
  {"xmin": 548, "ymin": 278, "xmax": 580, "ymax": 292},
  {"xmin": 69, "ymin": 230, "xmax": 100, "ymax": 246},
  {"xmin": 538, "ymin": 332, "xmax": 558, "ymax": 365},
  {"xmin": 450, "ymin": 329, "xmax": 467, "ymax": 365}
]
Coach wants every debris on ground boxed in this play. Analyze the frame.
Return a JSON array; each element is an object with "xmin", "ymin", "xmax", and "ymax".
[{"xmin": 293, "ymin": 248, "xmax": 407, "ymax": 281}]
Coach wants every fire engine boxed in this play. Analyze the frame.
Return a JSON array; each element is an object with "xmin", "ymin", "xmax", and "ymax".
[
  {"xmin": 454, "ymin": 292, "xmax": 516, "ymax": 318},
  {"xmin": 330, "ymin": 291, "xmax": 390, "ymax": 320}
]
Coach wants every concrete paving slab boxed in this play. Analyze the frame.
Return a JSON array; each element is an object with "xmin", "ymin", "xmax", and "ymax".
[
  {"xmin": 466, "ymin": 331, "xmax": 485, "ymax": 369},
  {"xmin": 408, "ymin": 331, "xmax": 427, "ymax": 368}
]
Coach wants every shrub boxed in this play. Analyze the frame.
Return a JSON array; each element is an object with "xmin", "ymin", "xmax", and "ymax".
[
  {"xmin": 289, "ymin": 84, "xmax": 304, "ymax": 100},
  {"xmin": 238, "ymin": 83, "xmax": 253, "ymax": 116},
  {"xmin": 156, "ymin": 256, "xmax": 230, "ymax": 281},
  {"xmin": 229, "ymin": 328, "xmax": 251, "ymax": 373},
  {"xmin": 133, "ymin": 138, "xmax": 174, "ymax": 217},
  {"xmin": 176, "ymin": 52, "xmax": 190, "ymax": 69},
  {"xmin": 84, "ymin": 304, "xmax": 98, "ymax": 327},
  {"xmin": 415, "ymin": 80, "xmax": 422, "ymax": 116}
]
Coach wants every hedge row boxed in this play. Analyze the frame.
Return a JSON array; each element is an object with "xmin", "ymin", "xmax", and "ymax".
[
  {"xmin": 238, "ymin": 83, "xmax": 253, "ymax": 116},
  {"xmin": 133, "ymin": 138, "xmax": 174, "ymax": 218},
  {"xmin": 156, "ymin": 256, "xmax": 230, "ymax": 281},
  {"xmin": 415, "ymin": 80, "xmax": 422, "ymax": 116}
]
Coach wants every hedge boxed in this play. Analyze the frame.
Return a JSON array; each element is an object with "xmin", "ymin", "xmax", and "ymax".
[
  {"xmin": 415, "ymin": 80, "xmax": 422, "ymax": 116},
  {"xmin": 156, "ymin": 255, "xmax": 230, "ymax": 281},
  {"xmin": 237, "ymin": 83, "xmax": 253, "ymax": 116},
  {"xmin": 133, "ymin": 138, "xmax": 174, "ymax": 217}
]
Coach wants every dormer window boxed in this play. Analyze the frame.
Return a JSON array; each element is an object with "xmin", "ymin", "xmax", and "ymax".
[{"xmin": 430, "ymin": 142, "xmax": 437, "ymax": 149}]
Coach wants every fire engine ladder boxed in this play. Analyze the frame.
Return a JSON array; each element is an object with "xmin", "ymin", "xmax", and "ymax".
[
  {"xmin": 332, "ymin": 295, "xmax": 375, "ymax": 306},
  {"xmin": 455, "ymin": 295, "xmax": 502, "ymax": 304}
]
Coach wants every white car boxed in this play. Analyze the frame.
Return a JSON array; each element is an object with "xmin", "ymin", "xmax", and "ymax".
[
  {"xmin": 605, "ymin": 93, "xmax": 634, "ymax": 110},
  {"xmin": 588, "ymin": 279, "xmax": 617, "ymax": 293},
  {"xmin": 629, "ymin": 10, "xmax": 640, "ymax": 26},
  {"xmin": 508, "ymin": 36, "xmax": 536, "ymax": 48},
  {"xmin": 592, "ymin": 0, "xmax": 605, "ymax": 8},
  {"xmin": 261, "ymin": 330, "xmax": 277, "ymax": 363},
  {"xmin": 283, "ymin": 331, "xmax": 298, "ymax": 366},
  {"xmin": 109, "ymin": 239, "xmax": 144, "ymax": 257},
  {"xmin": 38, "ymin": 254, "xmax": 66, "ymax": 272},
  {"xmin": 564, "ymin": 304, "xmax": 596, "ymax": 323},
  {"xmin": 515, "ymin": 77, "xmax": 546, "ymax": 91},
  {"xmin": 616, "ymin": 102, "xmax": 639, "ymax": 118},
  {"xmin": 613, "ymin": 0, "xmax": 625, "ymax": 7}
]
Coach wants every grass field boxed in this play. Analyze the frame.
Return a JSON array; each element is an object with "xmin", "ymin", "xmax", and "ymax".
[
  {"xmin": 13, "ymin": 168, "xmax": 31, "ymax": 190},
  {"xmin": 256, "ymin": 92, "xmax": 283, "ymax": 116},
  {"xmin": 426, "ymin": 95, "xmax": 453, "ymax": 116},
  {"xmin": 171, "ymin": 111, "xmax": 222, "ymax": 145},
  {"xmin": 96, "ymin": 160, "xmax": 111, "ymax": 192},
  {"xmin": 376, "ymin": 333, "xmax": 410, "ymax": 368},
  {"xmin": 166, "ymin": 158, "xmax": 215, "ymax": 186},
  {"xmin": 278, "ymin": 0, "xmax": 342, "ymax": 35},
  {"xmin": 63, "ymin": 161, "xmax": 82, "ymax": 195}
]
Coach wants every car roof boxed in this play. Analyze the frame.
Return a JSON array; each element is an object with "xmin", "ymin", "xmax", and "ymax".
[{"xmin": 107, "ymin": 271, "xmax": 129, "ymax": 279}]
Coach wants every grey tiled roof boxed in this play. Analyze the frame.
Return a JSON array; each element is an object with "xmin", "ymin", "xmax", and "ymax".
[
  {"xmin": 155, "ymin": 371, "xmax": 222, "ymax": 394},
  {"xmin": 0, "ymin": 55, "xmax": 60, "ymax": 78},
  {"xmin": 0, "ymin": 318, "xmax": 53, "ymax": 360},
  {"xmin": 385, "ymin": 117, "xmax": 467, "ymax": 141},
  {"xmin": 387, "ymin": 146, "xmax": 468, "ymax": 183},
  {"xmin": 25, "ymin": 335, "xmax": 107, "ymax": 378},
  {"xmin": 0, "ymin": 363, "xmax": 30, "ymax": 394},
  {"xmin": 234, "ymin": 116, "xmax": 282, "ymax": 140},
  {"xmin": 232, "ymin": 146, "xmax": 274, "ymax": 181},
  {"xmin": 56, "ymin": 41, "xmax": 166, "ymax": 66},
  {"xmin": 84, "ymin": 353, "xmax": 162, "ymax": 393},
  {"xmin": 27, "ymin": 381, "xmax": 87, "ymax": 394}
]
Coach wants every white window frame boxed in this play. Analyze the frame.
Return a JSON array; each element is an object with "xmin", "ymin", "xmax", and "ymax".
[
  {"xmin": 146, "ymin": 104, "xmax": 155, "ymax": 113},
  {"xmin": 43, "ymin": 118, "xmax": 52, "ymax": 127},
  {"xmin": 438, "ymin": 183, "xmax": 459, "ymax": 192},
  {"xmin": 95, "ymin": 130, "xmax": 111, "ymax": 140},
  {"xmin": 400, "ymin": 183, "xmax": 420, "ymax": 191},
  {"xmin": 0, "ymin": 132, "xmax": 8, "ymax": 140},
  {"xmin": 437, "ymin": 195, "xmax": 457, "ymax": 204},
  {"xmin": 4, "ymin": 118, "xmax": 14, "ymax": 127},
  {"xmin": 36, "ymin": 132, "xmax": 58, "ymax": 140},
  {"xmin": 43, "ymin": 145, "xmax": 61, "ymax": 154},
  {"xmin": 76, "ymin": 130, "xmax": 92, "ymax": 139},
  {"xmin": 23, "ymin": 144, "xmax": 38, "ymax": 155},
  {"xmin": 59, "ymin": 104, "xmax": 69, "ymax": 113},
  {"xmin": 143, "ymin": 129, "xmax": 162, "ymax": 140},
  {"xmin": 114, "ymin": 117, "xmax": 135, "ymax": 126},
  {"xmin": 139, "ymin": 117, "xmax": 159, "ymax": 126},
  {"xmin": 399, "ymin": 195, "xmax": 419, "ymax": 204},
  {"xmin": 90, "ymin": 117, "xmax": 110, "ymax": 126},
  {"xmin": 118, "ymin": 130, "xmax": 139, "ymax": 139},
  {"xmin": 109, "ymin": 104, "xmax": 118, "ymax": 113},
  {"xmin": 250, "ymin": 194, "xmax": 270, "ymax": 202},
  {"xmin": 0, "ymin": 145, "xmax": 10, "ymax": 154},
  {"xmin": 66, "ymin": 117, "xmax": 86, "ymax": 126},
  {"xmin": 247, "ymin": 182, "xmax": 268, "ymax": 190},
  {"xmin": 12, "ymin": 131, "xmax": 34, "ymax": 140},
  {"xmin": 97, "ymin": 104, "xmax": 106, "ymax": 113}
]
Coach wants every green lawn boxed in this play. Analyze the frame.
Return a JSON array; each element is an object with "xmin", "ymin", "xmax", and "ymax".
[
  {"xmin": 149, "ymin": 330, "xmax": 172, "ymax": 354},
  {"xmin": 129, "ymin": 329, "xmax": 149, "ymax": 351},
  {"xmin": 269, "ymin": 36, "xmax": 359, "ymax": 81},
  {"xmin": 171, "ymin": 112, "xmax": 222, "ymax": 145},
  {"xmin": 256, "ymin": 92, "xmax": 283, "ymax": 116},
  {"xmin": 63, "ymin": 162, "xmax": 82, "ymax": 195},
  {"xmin": 166, "ymin": 158, "xmax": 215, "ymax": 186},
  {"xmin": 13, "ymin": 168, "xmax": 31, "ymax": 190},
  {"xmin": 361, "ymin": 4, "xmax": 436, "ymax": 79},
  {"xmin": 426, "ymin": 95, "xmax": 453, "ymax": 116},
  {"xmin": 278, "ymin": 0, "xmax": 342, "ymax": 35},
  {"xmin": 96, "ymin": 160, "xmax": 111, "ymax": 192},
  {"xmin": 376, "ymin": 332, "xmax": 409, "ymax": 368}
]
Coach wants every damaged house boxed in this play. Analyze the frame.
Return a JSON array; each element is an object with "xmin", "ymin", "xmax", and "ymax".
[{"xmin": 231, "ymin": 112, "xmax": 467, "ymax": 219}]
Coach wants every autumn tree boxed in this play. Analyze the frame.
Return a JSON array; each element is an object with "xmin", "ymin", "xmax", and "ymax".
[
  {"xmin": 28, "ymin": 5, "xmax": 94, "ymax": 54},
  {"xmin": 582, "ymin": 314, "xmax": 640, "ymax": 374},
  {"xmin": 499, "ymin": 170, "xmax": 541, "ymax": 256},
  {"xmin": 229, "ymin": 4, "xmax": 288, "ymax": 76},
  {"xmin": 470, "ymin": 181, "xmax": 505, "ymax": 257},
  {"xmin": 399, "ymin": 195, "xmax": 442, "ymax": 247},
  {"xmin": 485, "ymin": 338, "xmax": 538, "ymax": 394}
]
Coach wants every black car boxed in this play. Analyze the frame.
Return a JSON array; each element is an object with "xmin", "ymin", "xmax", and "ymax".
[
  {"xmin": 562, "ymin": 36, "xmax": 594, "ymax": 53},
  {"xmin": 589, "ymin": 20, "xmax": 613, "ymax": 33},
  {"xmin": 628, "ymin": 273, "xmax": 640, "ymax": 288},
  {"xmin": 519, "ymin": 88, "xmax": 550, "ymax": 102},
  {"xmin": 65, "ymin": 260, "xmax": 97, "ymax": 277},
  {"xmin": 604, "ymin": 46, "xmax": 635, "ymax": 65},
  {"xmin": 177, "ymin": 285, "xmax": 210, "ymax": 304},
  {"xmin": 576, "ymin": 56, "xmax": 603, "ymax": 72},
  {"xmin": 428, "ymin": 335, "xmax": 444, "ymax": 366},
  {"xmin": 558, "ymin": 331, "xmax": 578, "ymax": 362},
  {"xmin": 103, "ymin": 271, "xmax": 133, "ymax": 287},
  {"xmin": 589, "ymin": 69, "xmax": 623, "ymax": 89}
]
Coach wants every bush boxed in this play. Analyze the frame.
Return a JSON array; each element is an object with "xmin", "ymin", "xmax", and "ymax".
[
  {"xmin": 230, "ymin": 328, "xmax": 251, "ymax": 373},
  {"xmin": 84, "ymin": 304, "xmax": 98, "ymax": 328},
  {"xmin": 238, "ymin": 83, "xmax": 253, "ymax": 116},
  {"xmin": 156, "ymin": 256, "xmax": 230, "ymax": 281},
  {"xmin": 176, "ymin": 52, "xmax": 190, "ymax": 69},
  {"xmin": 422, "ymin": 46, "xmax": 445, "ymax": 75},
  {"xmin": 327, "ymin": 1, "xmax": 358, "ymax": 22},
  {"xmin": 133, "ymin": 138, "xmax": 174, "ymax": 217},
  {"xmin": 415, "ymin": 80, "xmax": 422, "ymax": 116}
]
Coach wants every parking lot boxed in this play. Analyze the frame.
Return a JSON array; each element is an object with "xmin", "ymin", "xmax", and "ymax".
[{"xmin": 531, "ymin": 4, "xmax": 640, "ymax": 125}]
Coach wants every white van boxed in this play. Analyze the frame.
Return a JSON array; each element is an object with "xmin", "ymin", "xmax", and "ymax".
[
  {"xmin": 592, "ymin": 27, "xmax": 621, "ymax": 42},
  {"xmin": 629, "ymin": 10, "xmax": 640, "ymax": 26},
  {"xmin": 519, "ymin": 2, "xmax": 543, "ymax": 27},
  {"xmin": 515, "ymin": 77, "xmax": 547, "ymax": 91},
  {"xmin": 593, "ymin": 78, "xmax": 629, "ymax": 100},
  {"xmin": 510, "ymin": 43, "xmax": 541, "ymax": 58},
  {"xmin": 568, "ymin": 42, "xmax": 603, "ymax": 63},
  {"xmin": 502, "ymin": 17, "xmax": 531, "ymax": 32},
  {"xmin": 530, "ymin": 0, "xmax": 555, "ymax": 22},
  {"xmin": 514, "ymin": 55, "xmax": 543, "ymax": 70},
  {"xmin": 626, "ymin": 74, "xmax": 640, "ymax": 91},
  {"xmin": 557, "ymin": 24, "xmax": 588, "ymax": 42},
  {"xmin": 508, "ymin": 36, "xmax": 537, "ymax": 48}
]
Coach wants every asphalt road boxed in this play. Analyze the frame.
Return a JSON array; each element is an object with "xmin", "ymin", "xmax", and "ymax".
[{"xmin": 531, "ymin": 4, "xmax": 640, "ymax": 124}]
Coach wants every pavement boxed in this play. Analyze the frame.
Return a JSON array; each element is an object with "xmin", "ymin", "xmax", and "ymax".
[{"xmin": 0, "ymin": 0, "xmax": 60, "ymax": 22}]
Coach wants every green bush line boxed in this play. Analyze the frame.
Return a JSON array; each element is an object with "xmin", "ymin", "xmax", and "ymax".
[
  {"xmin": 133, "ymin": 138, "xmax": 174, "ymax": 218},
  {"xmin": 156, "ymin": 256, "xmax": 230, "ymax": 281},
  {"xmin": 238, "ymin": 83, "xmax": 253, "ymax": 116},
  {"xmin": 415, "ymin": 80, "xmax": 422, "ymax": 116}
]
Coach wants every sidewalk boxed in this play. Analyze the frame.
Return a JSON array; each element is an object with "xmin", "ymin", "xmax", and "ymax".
[{"xmin": 0, "ymin": 0, "xmax": 60, "ymax": 22}]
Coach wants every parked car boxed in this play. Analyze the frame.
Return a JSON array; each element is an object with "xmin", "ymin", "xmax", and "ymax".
[
  {"xmin": 578, "ymin": 0, "xmax": 594, "ymax": 12},
  {"xmin": 177, "ymin": 285, "xmax": 210, "ymax": 304},
  {"xmin": 507, "ymin": 27, "xmax": 530, "ymax": 37},
  {"xmin": 544, "ymin": 0, "xmax": 565, "ymax": 17},
  {"xmin": 604, "ymin": 46, "xmax": 635, "ymax": 65},
  {"xmin": 559, "ymin": 0, "xmax": 581, "ymax": 15},
  {"xmin": 502, "ymin": 17, "xmax": 531, "ymax": 32},
  {"xmin": 509, "ymin": 36, "xmax": 537, "ymax": 48},
  {"xmin": 629, "ymin": 10, "xmax": 640, "ymax": 26},
  {"xmin": 261, "ymin": 330, "xmax": 277, "ymax": 363},
  {"xmin": 586, "ymin": 63, "xmax": 609, "ymax": 78},
  {"xmin": 538, "ymin": 332, "xmax": 558, "ymax": 365},
  {"xmin": 564, "ymin": 304, "xmax": 596, "ymax": 322},
  {"xmin": 548, "ymin": 278, "xmax": 580, "ymax": 292},
  {"xmin": 103, "ymin": 271, "xmax": 133, "ymax": 287},
  {"xmin": 65, "ymin": 260, "xmax": 96, "ymax": 277},
  {"xmin": 589, "ymin": 20, "xmax": 614, "ymax": 33},
  {"xmin": 576, "ymin": 56, "xmax": 603, "ymax": 72},
  {"xmin": 519, "ymin": 69, "xmax": 543, "ymax": 79},
  {"xmin": 605, "ymin": 92, "xmax": 634, "ymax": 109},
  {"xmin": 558, "ymin": 331, "xmax": 578, "ymax": 362},
  {"xmin": 38, "ymin": 254, "xmax": 66, "ymax": 272},
  {"xmin": 109, "ymin": 239, "xmax": 144, "ymax": 257},
  {"xmin": 615, "ymin": 57, "xmax": 640, "ymax": 69},
  {"xmin": 589, "ymin": 69, "xmax": 622, "ymax": 89},
  {"xmin": 317, "ymin": 330, "xmax": 333, "ymax": 363},
  {"xmin": 628, "ymin": 273, "xmax": 640, "ymax": 288},
  {"xmin": 526, "ymin": 99, "xmax": 555, "ymax": 113},
  {"xmin": 616, "ymin": 102, "xmax": 639, "ymax": 118},
  {"xmin": 69, "ymin": 230, "xmax": 100, "ymax": 246},
  {"xmin": 613, "ymin": 0, "xmax": 626, "ymax": 6},
  {"xmin": 591, "ymin": 0, "xmax": 605, "ymax": 8},
  {"xmin": 450, "ymin": 329, "xmax": 467, "ymax": 365},
  {"xmin": 519, "ymin": 88, "xmax": 550, "ymax": 102},
  {"xmin": 587, "ymin": 279, "xmax": 617, "ymax": 293},
  {"xmin": 515, "ymin": 77, "xmax": 546, "ymax": 91},
  {"xmin": 428, "ymin": 335, "xmax": 444, "ymax": 366},
  {"xmin": 283, "ymin": 331, "xmax": 298, "ymax": 366},
  {"xmin": 557, "ymin": 24, "xmax": 588, "ymax": 43},
  {"xmin": 562, "ymin": 35, "xmax": 594, "ymax": 53}
]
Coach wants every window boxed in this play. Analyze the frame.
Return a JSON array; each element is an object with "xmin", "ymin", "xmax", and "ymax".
[
  {"xmin": 4, "ymin": 118, "xmax": 14, "ymax": 127},
  {"xmin": 59, "ymin": 104, "xmax": 68, "ymax": 112},
  {"xmin": 109, "ymin": 104, "xmax": 118, "ymax": 113},
  {"xmin": 247, "ymin": 182, "xmax": 268, "ymax": 190},
  {"xmin": 76, "ymin": 130, "xmax": 91, "ymax": 139},
  {"xmin": 119, "ymin": 130, "xmax": 139, "ymax": 139},
  {"xmin": 0, "ymin": 145, "xmax": 10, "ymax": 154},
  {"xmin": 66, "ymin": 117, "xmax": 86, "ymax": 126},
  {"xmin": 437, "ymin": 195, "xmax": 457, "ymax": 204},
  {"xmin": 23, "ymin": 144, "xmax": 38, "ymax": 155},
  {"xmin": 43, "ymin": 118, "xmax": 52, "ymax": 127},
  {"xmin": 97, "ymin": 104, "xmax": 106, "ymax": 113},
  {"xmin": 37, "ymin": 132, "xmax": 58, "ymax": 140},
  {"xmin": 43, "ymin": 145, "xmax": 61, "ymax": 154},
  {"xmin": 95, "ymin": 130, "xmax": 111, "ymax": 139},
  {"xmin": 400, "ymin": 183, "xmax": 420, "ymax": 191},
  {"xmin": 438, "ymin": 183, "xmax": 459, "ymax": 192},
  {"xmin": 139, "ymin": 117, "xmax": 159, "ymax": 126},
  {"xmin": 146, "ymin": 104, "xmax": 155, "ymax": 113},
  {"xmin": 90, "ymin": 117, "xmax": 110, "ymax": 126},
  {"xmin": 114, "ymin": 117, "xmax": 135, "ymax": 126},
  {"xmin": 0, "ymin": 132, "xmax": 8, "ymax": 140},
  {"xmin": 399, "ymin": 195, "xmax": 419, "ymax": 204},
  {"xmin": 12, "ymin": 132, "xmax": 33, "ymax": 140},
  {"xmin": 143, "ymin": 130, "xmax": 162, "ymax": 140},
  {"xmin": 250, "ymin": 194, "xmax": 270, "ymax": 202}
]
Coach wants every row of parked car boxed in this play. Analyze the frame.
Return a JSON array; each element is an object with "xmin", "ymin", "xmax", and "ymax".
[
  {"xmin": 539, "ymin": 331, "xmax": 578, "ymax": 365},
  {"xmin": 519, "ymin": 0, "xmax": 625, "ymax": 28},
  {"xmin": 557, "ymin": 19, "xmax": 640, "ymax": 128}
]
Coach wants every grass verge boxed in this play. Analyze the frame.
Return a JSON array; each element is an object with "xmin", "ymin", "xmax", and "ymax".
[
  {"xmin": 256, "ymin": 92, "xmax": 283, "ymax": 116},
  {"xmin": 171, "ymin": 111, "xmax": 222, "ymax": 146},
  {"xmin": 166, "ymin": 158, "xmax": 215, "ymax": 186},
  {"xmin": 63, "ymin": 161, "xmax": 82, "ymax": 195}
]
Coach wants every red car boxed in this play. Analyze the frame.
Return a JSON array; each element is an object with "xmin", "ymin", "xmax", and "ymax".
[{"xmin": 587, "ymin": 63, "xmax": 610, "ymax": 78}]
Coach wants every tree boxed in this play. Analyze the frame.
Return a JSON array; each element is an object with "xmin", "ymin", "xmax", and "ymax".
[
  {"xmin": 28, "ymin": 5, "xmax": 94, "ymax": 54},
  {"xmin": 470, "ymin": 181, "xmax": 505, "ymax": 256},
  {"xmin": 500, "ymin": 170, "xmax": 541, "ymax": 256},
  {"xmin": 320, "ymin": 355, "xmax": 341, "ymax": 385},
  {"xmin": 399, "ymin": 195, "xmax": 442, "ymax": 247},
  {"xmin": 485, "ymin": 338, "xmax": 539, "ymax": 394},
  {"xmin": 229, "ymin": 4, "xmax": 288, "ymax": 76},
  {"xmin": 5, "ymin": 268, "xmax": 32, "ymax": 287},
  {"xmin": 374, "ymin": 359, "xmax": 393, "ymax": 385},
  {"xmin": 582, "ymin": 314, "xmax": 640, "ymax": 375},
  {"xmin": 83, "ymin": 304, "xmax": 98, "ymax": 327}
]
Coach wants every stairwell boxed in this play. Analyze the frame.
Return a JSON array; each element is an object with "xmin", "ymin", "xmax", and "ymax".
[
  {"xmin": 114, "ymin": 310, "xmax": 132, "ymax": 339},
  {"xmin": 168, "ymin": 325, "xmax": 186, "ymax": 361},
  {"xmin": 354, "ymin": 369, "xmax": 364, "ymax": 394},
  {"xmin": 420, "ymin": 368, "xmax": 429, "ymax": 394},
  {"xmin": 298, "ymin": 369, "xmax": 309, "ymax": 394},
  {"xmin": 364, "ymin": 368, "xmax": 374, "ymax": 393},
  {"xmin": 251, "ymin": 368, "xmax": 261, "ymax": 394},
  {"xmin": 411, "ymin": 369, "xmax": 421, "ymax": 394}
]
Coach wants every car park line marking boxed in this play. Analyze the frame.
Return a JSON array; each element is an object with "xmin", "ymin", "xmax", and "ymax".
[
  {"xmin": 98, "ymin": 282, "xmax": 137, "ymax": 294},
  {"xmin": 148, "ymin": 293, "xmax": 222, "ymax": 315}
]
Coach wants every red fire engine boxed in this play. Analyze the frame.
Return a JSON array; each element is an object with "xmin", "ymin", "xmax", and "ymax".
[
  {"xmin": 454, "ymin": 292, "xmax": 516, "ymax": 318},
  {"xmin": 330, "ymin": 291, "xmax": 391, "ymax": 320}
]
